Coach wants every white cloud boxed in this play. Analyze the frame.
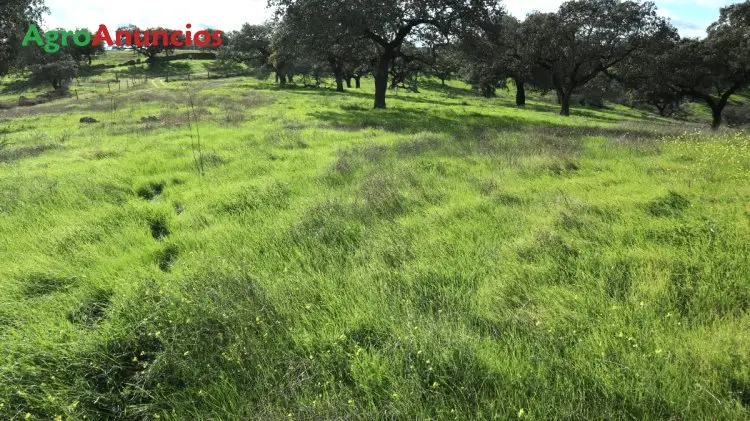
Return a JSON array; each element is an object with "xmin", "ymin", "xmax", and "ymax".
[
  {"xmin": 659, "ymin": 0, "xmax": 732, "ymax": 7},
  {"xmin": 677, "ymin": 27, "xmax": 707, "ymax": 37},
  {"xmin": 41, "ymin": 0, "xmax": 723, "ymax": 38},
  {"xmin": 503, "ymin": 0, "xmax": 562, "ymax": 18},
  {"xmin": 500, "ymin": 0, "xmax": 721, "ymax": 38},
  {"xmin": 42, "ymin": 0, "xmax": 272, "ymax": 32},
  {"xmin": 657, "ymin": 7, "xmax": 674, "ymax": 18},
  {"xmin": 656, "ymin": 7, "xmax": 708, "ymax": 37}
]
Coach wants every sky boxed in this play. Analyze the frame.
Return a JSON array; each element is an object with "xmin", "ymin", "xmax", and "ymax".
[{"xmin": 43, "ymin": 0, "xmax": 741, "ymax": 39}]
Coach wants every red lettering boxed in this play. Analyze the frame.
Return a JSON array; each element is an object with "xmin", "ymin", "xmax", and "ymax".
[
  {"xmin": 185, "ymin": 23, "xmax": 192, "ymax": 46},
  {"xmin": 92, "ymin": 24, "xmax": 113, "ymax": 46},
  {"xmin": 211, "ymin": 30, "xmax": 223, "ymax": 47},
  {"xmin": 170, "ymin": 30, "xmax": 184, "ymax": 47},
  {"xmin": 194, "ymin": 30, "xmax": 210, "ymax": 47},
  {"xmin": 115, "ymin": 30, "xmax": 132, "ymax": 47},
  {"xmin": 133, "ymin": 30, "xmax": 150, "ymax": 47},
  {"xmin": 151, "ymin": 30, "xmax": 168, "ymax": 46}
]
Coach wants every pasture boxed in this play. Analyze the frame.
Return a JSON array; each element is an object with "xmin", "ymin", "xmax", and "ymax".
[{"xmin": 1, "ymin": 57, "xmax": 749, "ymax": 419}]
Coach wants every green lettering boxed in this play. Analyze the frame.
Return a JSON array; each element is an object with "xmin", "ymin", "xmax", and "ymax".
[
  {"xmin": 61, "ymin": 30, "xmax": 74, "ymax": 47},
  {"xmin": 21, "ymin": 24, "xmax": 44, "ymax": 47},
  {"xmin": 73, "ymin": 30, "xmax": 91, "ymax": 47},
  {"xmin": 44, "ymin": 31, "xmax": 60, "ymax": 53}
]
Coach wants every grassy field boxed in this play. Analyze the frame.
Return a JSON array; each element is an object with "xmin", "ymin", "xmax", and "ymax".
[
  {"xmin": 0, "ymin": 51, "xmax": 223, "ymax": 104},
  {"xmin": 1, "ymin": 56, "xmax": 749, "ymax": 419}
]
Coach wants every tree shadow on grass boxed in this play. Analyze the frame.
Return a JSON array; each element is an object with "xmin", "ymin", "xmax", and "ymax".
[
  {"xmin": 500, "ymin": 100, "xmax": 634, "ymax": 124},
  {"xmin": 1, "ymin": 78, "xmax": 37, "ymax": 94},
  {"xmin": 313, "ymin": 107, "xmax": 524, "ymax": 134},
  {"xmin": 310, "ymin": 106, "xmax": 681, "ymax": 162},
  {"xmin": 252, "ymin": 82, "xmax": 469, "ymax": 108},
  {"xmin": 310, "ymin": 106, "xmax": 678, "ymax": 142},
  {"xmin": 420, "ymin": 80, "xmax": 475, "ymax": 97},
  {"xmin": 256, "ymin": 82, "xmax": 649, "ymax": 125},
  {"xmin": 242, "ymin": 76, "xmax": 685, "ymax": 130}
]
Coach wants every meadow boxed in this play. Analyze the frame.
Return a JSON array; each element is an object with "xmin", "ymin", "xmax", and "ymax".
[{"xmin": 0, "ymin": 54, "xmax": 749, "ymax": 419}]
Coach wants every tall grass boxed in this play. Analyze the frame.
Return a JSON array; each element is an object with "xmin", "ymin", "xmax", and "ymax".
[{"xmin": 0, "ymin": 72, "xmax": 748, "ymax": 419}]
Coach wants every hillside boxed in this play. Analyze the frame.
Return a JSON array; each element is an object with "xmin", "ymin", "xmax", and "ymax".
[{"xmin": 1, "ymin": 63, "xmax": 749, "ymax": 419}]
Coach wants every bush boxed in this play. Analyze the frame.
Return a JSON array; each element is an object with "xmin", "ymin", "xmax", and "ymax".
[
  {"xmin": 723, "ymin": 103, "xmax": 750, "ymax": 126},
  {"xmin": 30, "ymin": 56, "xmax": 77, "ymax": 90}
]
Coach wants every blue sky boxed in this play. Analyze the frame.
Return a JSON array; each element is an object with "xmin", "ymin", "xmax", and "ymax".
[
  {"xmin": 43, "ymin": 0, "xmax": 741, "ymax": 39},
  {"xmin": 650, "ymin": 0, "xmax": 739, "ymax": 37}
]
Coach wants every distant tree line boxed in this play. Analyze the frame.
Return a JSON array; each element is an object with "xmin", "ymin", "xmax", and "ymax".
[
  {"xmin": 217, "ymin": 0, "xmax": 749, "ymax": 128},
  {"xmin": 2, "ymin": 0, "xmax": 749, "ymax": 128}
]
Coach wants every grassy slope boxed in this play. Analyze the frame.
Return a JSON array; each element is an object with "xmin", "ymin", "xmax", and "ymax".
[
  {"xmin": 0, "ymin": 68, "xmax": 749, "ymax": 420},
  {"xmin": 0, "ymin": 51, "xmax": 218, "ymax": 104}
]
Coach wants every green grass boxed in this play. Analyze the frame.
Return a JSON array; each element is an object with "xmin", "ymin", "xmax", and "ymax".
[
  {"xmin": 0, "ymin": 50, "xmax": 225, "ymax": 104},
  {"xmin": 1, "ymin": 61, "xmax": 749, "ymax": 419}
]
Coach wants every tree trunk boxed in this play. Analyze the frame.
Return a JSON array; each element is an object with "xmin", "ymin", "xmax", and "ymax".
[
  {"xmin": 345, "ymin": 77, "xmax": 351, "ymax": 88},
  {"xmin": 278, "ymin": 72, "xmax": 286, "ymax": 87},
  {"xmin": 514, "ymin": 77, "xmax": 526, "ymax": 107},
  {"xmin": 287, "ymin": 74, "xmax": 293, "ymax": 84},
  {"xmin": 656, "ymin": 104, "xmax": 667, "ymax": 116},
  {"xmin": 559, "ymin": 91, "xmax": 571, "ymax": 116},
  {"xmin": 374, "ymin": 54, "xmax": 390, "ymax": 109},
  {"xmin": 332, "ymin": 63, "xmax": 344, "ymax": 92},
  {"xmin": 354, "ymin": 76, "xmax": 361, "ymax": 88},
  {"xmin": 335, "ymin": 73, "xmax": 344, "ymax": 92},
  {"xmin": 708, "ymin": 90, "xmax": 736, "ymax": 130},
  {"xmin": 711, "ymin": 105, "xmax": 722, "ymax": 130},
  {"xmin": 482, "ymin": 84, "xmax": 495, "ymax": 98},
  {"xmin": 440, "ymin": 78, "xmax": 445, "ymax": 86}
]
